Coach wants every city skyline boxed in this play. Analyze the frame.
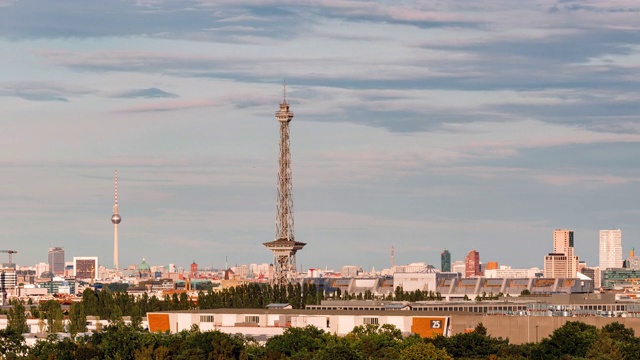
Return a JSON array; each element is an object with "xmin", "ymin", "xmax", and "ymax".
[{"xmin": 1, "ymin": 1, "xmax": 640, "ymax": 270}]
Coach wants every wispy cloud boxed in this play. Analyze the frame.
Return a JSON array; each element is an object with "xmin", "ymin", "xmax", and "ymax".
[
  {"xmin": 112, "ymin": 87, "xmax": 178, "ymax": 99},
  {"xmin": 0, "ymin": 81, "xmax": 93, "ymax": 102},
  {"xmin": 113, "ymin": 98, "xmax": 221, "ymax": 112}
]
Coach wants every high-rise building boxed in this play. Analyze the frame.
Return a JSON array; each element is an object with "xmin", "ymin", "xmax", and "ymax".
[
  {"xmin": 544, "ymin": 229, "xmax": 579, "ymax": 278},
  {"xmin": 190, "ymin": 261, "xmax": 198, "ymax": 277},
  {"xmin": 341, "ymin": 265, "xmax": 360, "ymax": 277},
  {"xmin": 581, "ymin": 266, "xmax": 601, "ymax": 289},
  {"xmin": 0, "ymin": 268, "xmax": 17, "ymax": 305},
  {"xmin": 553, "ymin": 229, "xmax": 574, "ymax": 254},
  {"xmin": 263, "ymin": 84, "xmax": 306, "ymax": 285},
  {"xmin": 452, "ymin": 260, "xmax": 465, "ymax": 275},
  {"xmin": 73, "ymin": 257, "xmax": 99, "ymax": 280},
  {"xmin": 48, "ymin": 247, "xmax": 65, "ymax": 275},
  {"xmin": 441, "ymin": 250, "xmax": 451, "ymax": 272},
  {"xmin": 35, "ymin": 262, "xmax": 49, "ymax": 278},
  {"xmin": 465, "ymin": 250, "xmax": 481, "ymax": 277},
  {"xmin": 599, "ymin": 229, "xmax": 622, "ymax": 270}
]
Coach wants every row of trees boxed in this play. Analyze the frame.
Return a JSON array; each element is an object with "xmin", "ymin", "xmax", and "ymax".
[
  {"xmin": 4, "ymin": 284, "xmax": 454, "ymax": 325},
  {"xmin": 2, "ymin": 320, "xmax": 639, "ymax": 359}
]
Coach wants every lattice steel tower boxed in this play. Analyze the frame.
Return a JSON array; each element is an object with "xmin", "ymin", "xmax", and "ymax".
[
  {"xmin": 111, "ymin": 170, "xmax": 122, "ymax": 271},
  {"xmin": 263, "ymin": 84, "xmax": 306, "ymax": 285}
]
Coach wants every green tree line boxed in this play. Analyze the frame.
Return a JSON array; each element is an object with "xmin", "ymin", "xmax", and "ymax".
[
  {"xmin": 2, "ymin": 320, "xmax": 639, "ymax": 359},
  {"xmin": 3, "ymin": 284, "xmax": 454, "ymax": 325}
]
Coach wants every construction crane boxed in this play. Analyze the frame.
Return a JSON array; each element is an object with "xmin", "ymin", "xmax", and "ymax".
[{"xmin": 0, "ymin": 250, "xmax": 17, "ymax": 268}]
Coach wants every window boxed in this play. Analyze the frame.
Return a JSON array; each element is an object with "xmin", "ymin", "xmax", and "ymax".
[
  {"xmin": 363, "ymin": 317, "xmax": 379, "ymax": 325},
  {"xmin": 200, "ymin": 315, "xmax": 214, "ymax": 323},
  {"xmin": 245, "ymin": 316, "xmax": 260, "ymax": 324}
]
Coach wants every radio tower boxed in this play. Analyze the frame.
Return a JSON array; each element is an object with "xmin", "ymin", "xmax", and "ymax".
[
  {"xmin": 263, "ymin": 83, "xmax": 306, "ymax": 285},
  {"xmin": 111, "ymin": 170, "xmax": 122, "ymax": 271}
]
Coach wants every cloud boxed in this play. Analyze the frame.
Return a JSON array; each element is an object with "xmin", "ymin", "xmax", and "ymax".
[
  {"xmin": 0, "ymin": 82, "xmax": 93, "ymax": 102},
  {"xmin": 0, "ymin": 0, "xmax": 304, "ymax": 40},
  {"xmin": 114, "ymin": 98, "xmax": 222, "ymax": 113},
  {"xmin": 112, "ymin": 87, "xmax": 179, "ymax": 99}
]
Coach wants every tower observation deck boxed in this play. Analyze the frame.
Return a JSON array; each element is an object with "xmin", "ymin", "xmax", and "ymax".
[{"xmin": 263, "ymin": 84, "xmax": 306, "ymax": 285}]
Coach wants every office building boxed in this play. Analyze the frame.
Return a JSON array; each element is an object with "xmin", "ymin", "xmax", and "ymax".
[
  {"xmin": 602, "ymin": 268, "xmax": 640, "ymax": 289},
  {"xmin": 581, "ymin": 267, "xmax": 601, "ymax": 289},
  {"xmin": 544, "ymin": 229, "xmax": 579, "ymax": 278},
  {"xmin": 452, "ymin": 261, "xmax": 465, "ymax": 275},
  {"xmin": 465, "ymin": 250, "xmax": 481, "ymax": 278},
  {"xmin": 341, "ymin": 266, "xmax": 360, "ymax": 278},
  {"xmin": 190, "ymin": 261, "xmax": 198, "ymax": 278},
  {"xmin": 48, "ymin": 247, "xmax": 65, "ymax": 276},
  {"xmin": 599, "ymin": 229, "xmax": 622, "ymax": 270},
  {"xmin": 35, "ymin": 262, "xmax": 49, "ymax": 278},
  {"xmin": 484, "ymin": 266, "xmax": 541, "ymax": 279},
  {"xmin": 554, "ymin": 229, "xmax": 574, "ymax": 254},
  {"xmin": 441, "ymin": 250, "xmax": 451, "ymax": 272},
  {"xmin": 73, "ymin": 257, "xmax": 99, "ymax": 280},
  {"xmin": 0, "ymin": 268, "xmax": 17, "ymax": 305}
]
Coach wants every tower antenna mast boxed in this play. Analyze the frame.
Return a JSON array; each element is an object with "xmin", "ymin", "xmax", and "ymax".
[
  {"xmin": 263, "ymin": 83, "xmax": 306, "ymax": 285},
  {"xmin": 111, "ymin": 170, "xmax": 122, "ymax": 271}
]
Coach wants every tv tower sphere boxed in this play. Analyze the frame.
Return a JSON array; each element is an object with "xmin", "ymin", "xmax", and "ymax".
[{"xmin": 111, "ymin": 170, "xmax": 121, "ymax": 271}]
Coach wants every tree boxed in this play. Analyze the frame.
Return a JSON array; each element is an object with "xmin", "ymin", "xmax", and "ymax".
[
  {"xmin": 602, "ymin": 322, "xmax": 635, "ymax": 343},
  {"xmin": 82, "ymin": 288, "xmax": 99, "ymax": 316},
  {"xmin": 265, "ymin": 326, "xmax": 328, "ymax": 358},
  {"xmin": 313, "ymin": 338, "xmax": 362, "ymax": 360},
  {"xmin": 533, "ymin": 321, "xmax": 598, "ymax": 359},
  {"xmin": 0, "ymin": 329, "xmax": 27, "ymax": 358},
  {"xmin": 68, "ymin": 302, "xmax": 88, "ymax": 336},
  {"xmin": 29, "ymin": 335, "xmax": 78, "ymax": 360},
  {"xmin": 93, "ymin": 324, "xmax": 158, "ymax": 359},
  {"xmin": 400, "ymin": 342, "xmax": 453, "ymax": 360},
  {"xmin": 130, "ymin": 305, "xmax": 143, "ymax": 329},
  {"xmin": 111, "ymin": 305, "xmax": 124, "ymax": 326},
  {"xmin": 347, "ymin": 324, "xmax": 403, "ymax": 359},
  {"xmin": 7, "ymin": 300, "xmax": 28, "ymax": 334},
  {"xmin": 474, "ymin": 322, "xmax": 488, "ymax": 336},
  {"xmin": 586, "ymin": 334, "xmax": 624, "ymax": 360},
  {"xmin": 41, "ymin": 300, "xmax": 65, "ymax": 333},
  {"xmin": 432, "ymin": 325, "xmax": 508, "ymax": 359}
]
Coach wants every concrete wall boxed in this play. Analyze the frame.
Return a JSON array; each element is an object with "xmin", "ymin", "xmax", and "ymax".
[{"xmin": 450, "ymin": 315, "xmax": 640, "ymax": 344}]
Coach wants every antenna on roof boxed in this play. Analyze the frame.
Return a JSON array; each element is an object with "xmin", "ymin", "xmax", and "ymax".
[{"xmin": 283, "ymin": 79, "xmax": 287, "ymax": 102}]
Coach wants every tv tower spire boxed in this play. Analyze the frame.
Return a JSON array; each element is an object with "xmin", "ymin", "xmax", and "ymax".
[
  {"xmin": 263, "ymin": 82, "xmax": 306, "ymax": 285},
  {"xmin": 111, "ymin": 170, "xmax": 122, "ymax": 271}
]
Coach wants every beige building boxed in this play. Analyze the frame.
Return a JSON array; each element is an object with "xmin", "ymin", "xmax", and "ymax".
[
  {"xmin": 599, "ymin": 229, "xmax": 622, "ymax": 270},
  {"xmin": 544, "ymin": 229, "xmax": 579, "ymax": 278}
]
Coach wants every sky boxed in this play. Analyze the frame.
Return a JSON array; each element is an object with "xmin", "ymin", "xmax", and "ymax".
[{"xmin": 1, "ymin": 0, "xmax": 640, "ymax": 272}]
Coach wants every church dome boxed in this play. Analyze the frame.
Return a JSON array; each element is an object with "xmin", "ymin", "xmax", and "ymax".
[{"xmin": 138, "ymin": 258, "xmax": 151, "ymax": 271}]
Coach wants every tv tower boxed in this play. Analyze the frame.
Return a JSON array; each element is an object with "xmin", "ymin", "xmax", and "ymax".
[
  {"xmin": 263, "ymin": 83, "xmax": 306, "ymax": 285},
  {"xmin": 111, "ymin": 170, "xmax": 122, "ymax": 271}
]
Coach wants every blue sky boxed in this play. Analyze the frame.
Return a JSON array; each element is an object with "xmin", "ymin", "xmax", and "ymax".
[{"xmin": 1, "ymin": 0, "xmax": 639, "ymax": 271}]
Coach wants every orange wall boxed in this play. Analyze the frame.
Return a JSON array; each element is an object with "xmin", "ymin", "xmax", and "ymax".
[
  {"xmin": 411, "ymin": 317, "xmax": 448, "ymax": 338},
  {"xmin": 148, "ymin": 313, "xmax": 170, "ymax": 333}
]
